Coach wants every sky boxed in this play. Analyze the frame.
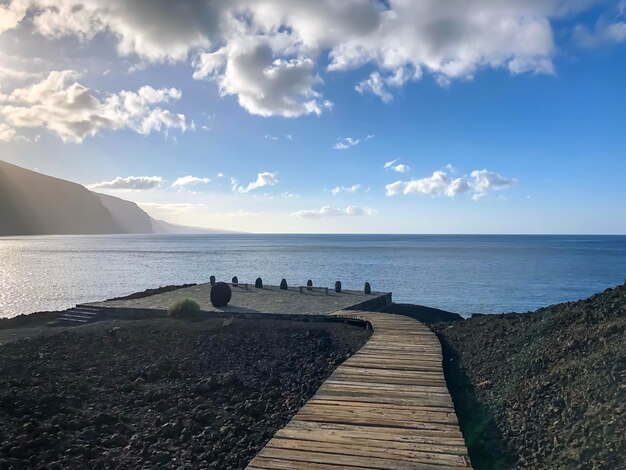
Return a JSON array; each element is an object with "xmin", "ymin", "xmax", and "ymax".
[{"xmin": 0, "ymin": 0, "xmax": 625, "ymax": 234}]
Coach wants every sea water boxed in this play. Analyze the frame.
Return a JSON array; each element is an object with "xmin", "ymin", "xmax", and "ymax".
[{"xmin": 1, "ymin": 234, "xmax": 625, "ymax": 318}]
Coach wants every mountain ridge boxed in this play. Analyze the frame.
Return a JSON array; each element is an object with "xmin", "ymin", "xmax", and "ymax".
[{"xmin": 0, "ymin": 160, "xmax": 231, "ymax": 236}]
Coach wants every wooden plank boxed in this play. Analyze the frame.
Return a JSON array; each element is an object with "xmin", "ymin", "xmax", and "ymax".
[
  {"xmin": 267, "ymin": 438, "xmax": 470, "ymax": 466},
  {"xmin": 305, "ymin": 400, "xmax": 456, "ymax": 415},
  {"xmin": 323, "ymin": 379, "xmax": 451, "ymax": 394},
  {"xmin": 255, "ymin": 447, "xmax": 469, "ymax": 470},
  {"xmin": 301, "ymin": 402, "xmax": 459, "ymax": 424},
  {"xmin": 249, "ymin": 456, "xmax": 367, "ymax": 469},
  {"xmin": 275, "ymin": 427, "xmax": 468, "ymax": 454},
  {"xmin": 245, "ymin": 311, "xmax": 472, "ymax": 469},
  {"xmin": 285, "ymin": 420, "xmax": 467, "ymax": 445}
]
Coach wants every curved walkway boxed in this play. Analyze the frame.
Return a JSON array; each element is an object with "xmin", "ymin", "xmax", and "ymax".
[{"xmin": 247, "ymin": 311, "xmax": 472, "ymax": 469}]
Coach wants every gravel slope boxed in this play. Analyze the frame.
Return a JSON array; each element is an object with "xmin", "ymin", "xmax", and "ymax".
[
  {"xmin": 430, "ymin": 282, "xmax": 626, "ymax": 470},
  {"xmin": 0, "ymin": 317, "xmax": 370, "ymax": 469}
]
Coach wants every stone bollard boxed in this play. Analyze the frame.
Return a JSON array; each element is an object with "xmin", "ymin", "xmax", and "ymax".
[
  {"xmin": 364, "ymin": 282, "xmax": 371, "ymax": 294},
  {"xmin": 307, "ymin": 279, "xmax": 313, "ymax": 291},
  {"xmin": 210, "ymin": 282, "xmax": 232, "ymax": 307},
  {"xmin": 232, "ymin": 276, "xmax": 238, "ymax": 287},
  {"xmin": 335, "ymin": 281, "xmax": 342, "ymax": 293},
  {"xmin": 280, "ymin": 279, "xmax": 288, "ymax": 290},
  {"xmin": 210, "ymin": 275, "xmax": 216, "ymax": 286},
  {"xmin": 255, "ymin": 277, "xmax": 263, "ymax": 288}
]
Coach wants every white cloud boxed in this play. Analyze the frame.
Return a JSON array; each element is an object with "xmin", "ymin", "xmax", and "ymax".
[
  {"xmin": 469, "ymin": 169, "xmax": 517, "ymax": 199},
  {"xmin": 334, "ymin": 137, "xmax": 360, "ymax": 150},
  {"xmin": 393, "ymin": 164, "xmax": 409, "ymax": 173},
  {"xmin": 0, "ymin": 70, "xmax": 187, "ymax": 142},
  {"xmin": 356, "ymin": 67, "xmax": 418, "ymax": 102},
  {"xmin": 384, "ymin": 158, "xmax": 409, "ymax": 173},
  {"xmin": 0, "ymin": 66, "xmax": 42, "ymax": 82},
  {"xmin": 574, "ymin": 22, "xmax": 626, "ymax": 47},
  {"xmin": 0, "ymin": 123, "xmax": 16, "ymax": 142},
  {"xmin": 193, "ymin": 39, "xmax": 331, "ymax": 118},
  {"xmin": 235, "ymin": 171, "xmax": 278, "ymax": 193},
  {"xmin": 88, "ymin": 176, "xmax": 163, "ymax": 190},
  {"xmin": 573, "ymin": 1, "xmax": 626, "ymax": 47},
  {"xmin": 293, "ymin": 205, "xmax": 377, "ymax": 219},
  {"xmin": 334, "ymin": 134, "xmax": 374, "ymax": 150},
  {"xmin": 0, "ymin": 0, "xmax": 574, "ymax": 115},
  {"xmin": 385, "ymin": 168, "xmax": 516, "ymax": 200},
  {"xmin": 331, "ymin": 184, "xmax": 361, "ymax": 196},
  {"xmin": 171, "ymin": 176, "xmax": 211, "ymax": 187},
  {"xmin": 264, "ymin": 134, "xmax": 278, "ymax": 140}
]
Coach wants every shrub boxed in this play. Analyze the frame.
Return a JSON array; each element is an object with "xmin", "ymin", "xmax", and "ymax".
[
  {"xmin": 211, "ymin": 282, "xmax": 232, "ymax": 307},
  {"xmin": 280, "ymin": 278, "xmax": 288, "ymax": 290},
  {"xmin": 167, "ymin": 298, "xmax": 201, "ymax": 319},
  {"xmin": 255, "ymin": 277, "xmax": 263, "ymax": 288}
]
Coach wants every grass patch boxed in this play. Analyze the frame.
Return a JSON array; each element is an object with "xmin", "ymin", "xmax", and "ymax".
[{"xmin": 167, "ymin": 298, "xmax": 201, "ymax": 319}]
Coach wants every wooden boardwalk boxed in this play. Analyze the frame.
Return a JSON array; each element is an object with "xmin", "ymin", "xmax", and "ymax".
[{"xmin": 247, "ymin": 311, "xmax": 472, "ymax": 469}]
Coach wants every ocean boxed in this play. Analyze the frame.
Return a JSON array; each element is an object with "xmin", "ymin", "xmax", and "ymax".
[{"xmin": 1, "ymin": 234, "xmax": 625, "ymax": 318}]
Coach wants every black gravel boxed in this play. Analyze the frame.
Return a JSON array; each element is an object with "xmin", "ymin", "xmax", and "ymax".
[
  {"xmin": 429, "ymin": 282, "xmax": 626, "ymax": 470},
  {"xmin": 0, "ymin": 317, "xmax": 370, "ymax": 469}
]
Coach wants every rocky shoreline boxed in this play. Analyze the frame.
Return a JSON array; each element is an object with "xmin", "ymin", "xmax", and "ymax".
[
  {"xmin": 0, "ymin": 316, "xmax": 371, "ymax": 469},
  {"xmin": 426, "ymin": 282, "xmax": 626, "ymax": 469}
]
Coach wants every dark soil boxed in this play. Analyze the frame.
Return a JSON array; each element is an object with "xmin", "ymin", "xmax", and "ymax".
[
  {"xmin": 0, "ymin": 317, "xmax": 370, "ymax": 469},
  {"xmin": 429, "ymin": 282, "xmax": 626, "ymax": 470},
  {"xmin": 0, "ymin": 311, "xmax": 62, "ymax": 330},
  {"xmin": 381, "ymin": 303, "xmax": 464, "ymax": 323},
  {"xmin": 106, "ymin": 284, "xmax": 197, "ymax": 302}
]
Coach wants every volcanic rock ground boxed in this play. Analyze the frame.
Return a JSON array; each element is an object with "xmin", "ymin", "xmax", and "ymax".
[
  {"xmin": 427, "ymin": 282, "xmax": 626, "ymax": 470},
  {"xmin": 0, "ymin": 317, "xmax": 370, "ymax": 469}
]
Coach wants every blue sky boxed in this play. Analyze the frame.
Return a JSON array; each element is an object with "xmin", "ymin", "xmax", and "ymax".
[{"xmin": 1, "ymin": 0, "xmax": 625, "ymax": 233}]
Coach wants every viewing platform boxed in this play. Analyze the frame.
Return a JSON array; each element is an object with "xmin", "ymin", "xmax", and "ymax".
[{"xmin": 87, "ymin": 282, "xmax": 391, "ymax": 316}]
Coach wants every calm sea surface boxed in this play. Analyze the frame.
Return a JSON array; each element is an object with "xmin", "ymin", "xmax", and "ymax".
[{"xmin": 1, "ymin": 234, "xmax": 625, "ymax": 318}]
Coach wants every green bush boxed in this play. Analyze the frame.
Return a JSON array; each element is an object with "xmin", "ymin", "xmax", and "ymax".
[{"xmin": 167, "ymin": 298, "xmax": 201, "ymax": 319}]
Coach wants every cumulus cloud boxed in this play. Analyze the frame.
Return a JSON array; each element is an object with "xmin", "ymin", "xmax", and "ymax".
[
  {"xmin": 331, "ymin": 184, "xmax": 361, "ymax": 196},
  {"xmin": 193, "ymin": 39, "xmax": 331, "ymax": 117},
  {"xmin": 0, "ymin": 0, "xmax": 577, "ymax": 115},
  {"xmin": 88, "ymin": 176, "xmax": 163, "ymax": 190},
  {"xmin": 385, "ymin": 168, "xmax": 516, "ymax": 200},
  {"xmin": 0, "ymin": 70, "xmax": 187, "ymax": 142},
  {"xmin": 171, "ymin": 176, "xmax": 211, "ymax": 187},
  {"xmin": 293, "ymin": 205, "xmax": 377, "ymax": 219},
  {"xmin": 384, "ymin": 158, "xmax": 410, "ymax": 173},
  {"xmin": 235, "ymin": 171, "xmax": 278, "ymax": 193},
  {"xmin": 0, "ymin": 123, "xmax": 16, "ymax": 142}
]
